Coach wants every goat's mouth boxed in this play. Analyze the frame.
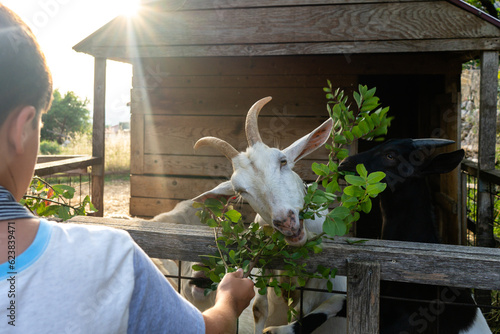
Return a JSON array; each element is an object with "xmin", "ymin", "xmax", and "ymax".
[
  {"xmin": 189, "ymin": 277, "xmax": 213, "ymax": 290},
  {"xmin": 284, "ymin": 219, "xmax": 306, "ymax": 245},
  {"xmin": 189, "ymin": 266, "xmax": 213, "ymax": 290}
]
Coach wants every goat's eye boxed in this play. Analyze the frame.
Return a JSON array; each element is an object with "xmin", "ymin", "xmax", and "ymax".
[
  {"xmin": 280, "ymin": 159, "xmax": 287, "ymax": 167},
  {"xmin": 386, "ymin": 153, "xmax": 395, "ymax": 160}
]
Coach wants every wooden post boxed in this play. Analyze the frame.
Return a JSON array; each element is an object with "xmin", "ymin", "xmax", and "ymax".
[
  {"xmin": 347, "ymin": 261, "xmax": 380, "ymax": 334},
  {"xmin": 91, "ymin": 57, "xmax": 106, "ymax": 217},
  {"xmin": 476, "ymin": 50, "xmax": 498, "ymax": 306},
  {"xmin": 477, "ymin": 50, "xmax": 498, "ymax": 248}
]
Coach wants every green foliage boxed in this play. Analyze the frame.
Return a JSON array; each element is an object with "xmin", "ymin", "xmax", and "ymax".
[
  {"xmin": 196, "ymin": 83, "xmax": 392, "ymax": 320},
  {"xmin": 21, "ymin": 177, "xmax": 96, "ymax": 220},
  {"xmin": 39, "ymin": 140, "xmax": 61, "ymax": 155},
  {"xmin": 303, "ymin": 82, "xmax": 393, "ymax": 237},
  {"xmin": 194, "ymin": 198, "xmax": 335, "ymax": 321},
  {"xmin": 465, "ymin": 0, "xmax": 499, "ymax": 18},
  {"xmin": 41, "ymin": 89, "xmax": 91, "ymax": 143}
]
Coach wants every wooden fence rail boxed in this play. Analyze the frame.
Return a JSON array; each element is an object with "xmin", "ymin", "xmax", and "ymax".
[{"xmin": 68, "ymin": 216, "xmax": 500, "ymax": 333}]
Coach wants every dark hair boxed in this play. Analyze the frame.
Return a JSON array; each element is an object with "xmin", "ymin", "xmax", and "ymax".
[{"xmin": 0, "ymin": 4, "xmax": 53, "ymax": 126}]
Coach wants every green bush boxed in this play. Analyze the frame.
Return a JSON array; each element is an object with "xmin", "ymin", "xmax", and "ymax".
[{"xmin": 39, "ymin": 140, "xmax": 61, "ymax": 155}]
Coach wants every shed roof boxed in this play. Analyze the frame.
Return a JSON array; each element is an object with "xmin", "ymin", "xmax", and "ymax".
[{"xmin": 74, "ymin": 0, "xmax": 500, "ymax": 62}]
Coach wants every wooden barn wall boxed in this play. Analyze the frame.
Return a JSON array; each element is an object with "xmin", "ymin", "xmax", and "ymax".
[
  {"xmin": 129, "ymin": 54, "xmax": 463, "ymax": 244},
  {"xmin": 130, "ymin": 55, "xmax": 359, "ymax": 217}
]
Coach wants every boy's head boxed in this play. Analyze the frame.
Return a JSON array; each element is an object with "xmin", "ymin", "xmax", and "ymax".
[
  {"xmin": 0, "ymin": 4, "xmax": 53, "ymax": 126},
  {"xmin": 0, "ymin": 4, "xmax": 53, "ymax": 200}
]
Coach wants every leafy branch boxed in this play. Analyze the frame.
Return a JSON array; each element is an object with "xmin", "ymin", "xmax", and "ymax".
[{"xmin": 21, "ymin": 176, "xmax": 96, "ymax": 220}]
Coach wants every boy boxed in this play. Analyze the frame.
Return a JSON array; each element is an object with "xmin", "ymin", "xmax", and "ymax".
[{"xmin": 0, "ymin": 4, "xmax": 254, "ymax": 333}]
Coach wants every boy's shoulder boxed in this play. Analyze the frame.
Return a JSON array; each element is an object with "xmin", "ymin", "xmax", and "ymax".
[
  {"xmin": 43, "ymin": 219, "xmax": 137, "ymax": 265},
  {"xmin": 48, "ymin": 219, "xmax": 134, "ymax": 248}
]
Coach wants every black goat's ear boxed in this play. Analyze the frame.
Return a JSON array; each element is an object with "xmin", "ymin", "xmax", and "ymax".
[{"xmin": 421, "ymin": 149, "xmax": 465, "ymax": 175}]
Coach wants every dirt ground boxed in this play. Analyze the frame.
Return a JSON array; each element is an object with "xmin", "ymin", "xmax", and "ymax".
[{"xmin": 103, "ymin": 179, "xmax": 131, "ymax": 218}]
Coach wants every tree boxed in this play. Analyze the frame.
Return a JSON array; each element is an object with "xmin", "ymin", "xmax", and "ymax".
[
  {"xmin": 466, "ymin": 0, "xmax": 499, "ymax": 19},
  {"xmin": 41, "ymin": 90, "xmax": 91, "ymax": 144}
]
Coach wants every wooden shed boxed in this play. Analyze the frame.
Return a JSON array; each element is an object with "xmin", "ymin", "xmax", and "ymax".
[{"xmin": 73, "ymin": 0, "xmax": 500, "ymax": 245}]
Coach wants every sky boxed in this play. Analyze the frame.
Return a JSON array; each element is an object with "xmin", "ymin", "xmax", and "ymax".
[{"xmin": 3, "ymin": 0, "xmax": 140, "ymax": 125}]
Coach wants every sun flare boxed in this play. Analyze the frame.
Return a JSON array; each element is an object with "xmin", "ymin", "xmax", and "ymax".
[{"xmin": 119, "ymin": 0, "xmax": 141, "ymax": 16}]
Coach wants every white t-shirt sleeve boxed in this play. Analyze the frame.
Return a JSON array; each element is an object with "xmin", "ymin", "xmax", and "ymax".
[{"xmin": 127, "ymin": 244, "xmax": 205, "ymax": 334}]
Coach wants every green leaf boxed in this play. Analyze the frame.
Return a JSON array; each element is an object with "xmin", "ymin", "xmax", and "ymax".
[
  {"xmin": 311, "ymin": 195, "xmax": 329, "ymax": 205},
  {"xmin": 312, "ymin": 163, "xmax": 330, "ymax": 176},
  {"xmin": 356, "ymin": 164, "xmax": 368, "ymax": 178},
  {"xmin": 209, "ymin": 271, "xmax": 221, "ymax": 283},
  {"xmin": 353, "ymin": 91, "xmax": 361, "ymax": 108},
  {"xmin": 367, "ymin": 171, "xmax": 386, "ymax": 184},
  {"xmin": 358, "ymin": 120, "xmax": 370, "ymax": 134},
  {"xmin": 225, "ymin": 209, "xmax": 242, "ymax": 223},
  {"xmin": 58, "ymin": 206, "xmax": 71, "ymax": 221},
  {"xmin": 344, "ymin": 175, "xmax": 365, "ymax": 186},
  {"xmin": 333, "ymin": 134, "xmax": 347, "ymax": 144},
  {"xmin": 206, "ymin": 218, "xmax": 218, "ymax": 228},
  {"xmin": 323, "ymin": 216, "xmax": 347, "ymax": 237},
  {"xmin": 308, "ymin": 182, "xmax": 318, "ymax": 193},
  {"xmin": 360, "ymin": 198, "xmax": 372, "ymax": 213},
  {"xmin": 329, "ymin": 206, "xmax": 351, "ymax": 220},
  {"xmin": 325, "ymin": 180, "xmax": 340, "ymax": 194},
  {"xmin": 351, "ymin": 126, "xmax": 362, "ymax": 138},
  {"xmin": 204, "ymin": 198, "xmax": 223, "ymax": 208},
  {"xmin": 327, "ymin": 280, "xmax": 333, "ymax": 293},
  {"xmin": 365, "ymin": 87, "xmax": 376, "ymax": 99},
  {"xmin": 366, "ymin": 183, "xmax": 387, "ymax": 196},
  {"xmin": 343, "ymin": 185, "xmax": 365, "ymax": 197}
]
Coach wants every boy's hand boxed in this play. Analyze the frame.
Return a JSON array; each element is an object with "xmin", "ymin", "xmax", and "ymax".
[
  {"xmin": 216, "ymin": 268, "xmax": 255, "ymax": 317},
  {"xmin": 203, "ymin": 268, "xmax": 255, "ymax": 333}
]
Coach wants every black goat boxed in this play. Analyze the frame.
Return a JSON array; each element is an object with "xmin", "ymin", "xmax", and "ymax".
[{"xmin": 338, "ymin": 138, "xmax": 491, "ymax": 334}]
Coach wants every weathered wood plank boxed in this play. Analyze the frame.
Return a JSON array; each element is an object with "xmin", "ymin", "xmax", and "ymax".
[
  {"xmin": 131, "ymin": 175, "xmax": 225, "ymax": 199},
  {"xmin": 117, "ymin": 3, "xmax": 500, "ymax": 46},
  {"xmin": 131, "ymin": 87, "xmax": 331, "ymax": 116},
  {"xmin": 130, "ymin": 113, "xmax": 145, "ymax": 174},
  {"xmin": 99, "ymin": 37, "xmax": 500, "ymax": 59},
  {"xmin": 37, "ymin": 155, "xmax": 85, "ymax": 163},
  {"xmin": 142, "ymin": 154, "xmax": 326, "ymax": 180},
  {"xmin": 143, "ymin": 0, "xmax": 430, "ymax": 11},
  {"xmin": 132, "ymin": 73, "xmax": 356, "ymax": 89},
  {"xmin": 475, "ymin": 51, "xmax": 499, "ymax": 306},
  {"xmin": 66, "ymin": 216, "xmax": 500, "ymax": 290},
  {"xmin": 461, "ymin": 159, "xmax": 500, "ymax": 185},
  {"xmin": 477, "ymin": 51, "xmax": 498, "ymax": 249},
  {"xmin": 347, "ymin": 261, "xmax": 380, "ymax": 334},
  {"xmin": 91, "ymin": 58, "xmax": 106, "ymax": 217},
  {"xmin": 35, "ymin": 156, "xmax": 101, "ymax": 177},
  {"xmin": 135, "ymin": 55, "xmax": 461, "ymax": 78},
  {"xmin": 143, "ymin": 115, "xmax": 330, "ymax": 157}
]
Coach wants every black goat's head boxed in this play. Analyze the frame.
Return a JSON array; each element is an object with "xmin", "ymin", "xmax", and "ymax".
[{"xmin": 338, "ymin": 138, "xmax": 465, "ymax": 191}]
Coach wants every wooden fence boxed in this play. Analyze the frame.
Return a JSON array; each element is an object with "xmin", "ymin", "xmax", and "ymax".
[{"xmin": 68, "ymin": 216, "xmax": 500, "ymax": 333}]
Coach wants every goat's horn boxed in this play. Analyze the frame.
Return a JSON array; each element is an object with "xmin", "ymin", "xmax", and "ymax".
[
  {"xmin": 412, "ymin": 138, "xmax": 455, "ymax": 149},
  {"xmin": 246, "ymin": 96, "xmax": 272, "ymax": 147},
  {"xmin": 194, "ymin": 137, "xmax": 239, "ymax": 160}
]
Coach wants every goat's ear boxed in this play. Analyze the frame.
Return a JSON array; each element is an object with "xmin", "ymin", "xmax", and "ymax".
[
  {"xmin": 421, "ymin": 149, "xmax": 465, "ymax": 175},
  {"xmin": 192, "ymin": 181, "xmax": 236, "ymax": 203},
  {"xmin": 283, "ymin": 118, "xmax": 333, "ymax": 162}
]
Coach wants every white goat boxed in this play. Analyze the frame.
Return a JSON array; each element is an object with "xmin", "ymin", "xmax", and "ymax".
[{"xmin": 193, "ymin": 97, "xmax": 347, "ymax": 334}]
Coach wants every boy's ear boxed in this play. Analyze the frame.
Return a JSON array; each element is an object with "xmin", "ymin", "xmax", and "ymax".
[{"xmin": 9, "ymin": 106, "xmax": 37, "ymax": 155}]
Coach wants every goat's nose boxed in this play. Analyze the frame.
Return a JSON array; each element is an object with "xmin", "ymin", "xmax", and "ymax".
[{"xmin": 272, "ymin": 210, "xmax": 298, "ymax": 236}]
